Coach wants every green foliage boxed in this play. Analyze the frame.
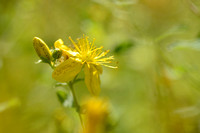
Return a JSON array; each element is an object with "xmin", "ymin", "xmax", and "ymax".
[
  {"xmin": 56, "ymin": 89, "xmax": 74, "ymax": 108},
  {"xmin": 113, "ymin": 41, "xmax": 134, "ymax": 54}
]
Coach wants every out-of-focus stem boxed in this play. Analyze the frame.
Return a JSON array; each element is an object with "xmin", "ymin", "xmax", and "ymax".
[{"xmin": 68, "ymin": 81, "xmax": 85, "ymax": 131}]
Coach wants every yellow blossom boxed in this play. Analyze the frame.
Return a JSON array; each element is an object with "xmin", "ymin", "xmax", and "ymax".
[
  {"xmin": 83, "ymin": 97, "xmax": 109, "ymax": 133},
  {"xmin": 52, "ymin": 35, "xmax": 116, "ymax": 95}
]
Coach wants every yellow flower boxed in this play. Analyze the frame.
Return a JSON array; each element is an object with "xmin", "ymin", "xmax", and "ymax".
[
  {"xmin": 84, "ymin": 97, "xmax": 109, "ymax": 133},
  {"xmin": 52, "ymin": 35, "xmax": 116, "ymax": 95}
]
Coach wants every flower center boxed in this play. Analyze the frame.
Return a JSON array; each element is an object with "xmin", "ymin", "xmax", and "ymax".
[{"xmin": 81, "ymin": 51, "xmax": 93, "ymax": 63}]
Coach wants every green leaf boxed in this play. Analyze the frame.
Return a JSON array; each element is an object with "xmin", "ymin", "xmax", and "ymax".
[
  {"xmin": 168, "ymin": 39, "xmax": 200, "ymax": 51},
  {"xmin": 0, "ymin": 98, "xmax": 20, "ymax": 113},
  {"xmin": 56, "ymin": 89, "xmax": 74, "ymax": 108},
  {"xmin": 155, "ymin": 25, "xmax": 188, "ymax": 43},
  {"xmin": 113, "ymin": 41, "xmax": 134, "ymax": 54}
]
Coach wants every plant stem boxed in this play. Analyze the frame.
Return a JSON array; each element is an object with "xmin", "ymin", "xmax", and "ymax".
[
  {"xmin": 68, "ymin": 81, "xmax": 85, "ymax": 130},
  {"xmin": 49, "ymin": 62, "xmax": 55, "ymax": 69}
]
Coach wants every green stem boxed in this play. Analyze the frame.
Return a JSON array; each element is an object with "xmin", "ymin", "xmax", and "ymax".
[
  {"xmin": 49, "ymin": 62, "xmax": 55, "ymax": 69},
  {"xmin": 68, "ymin": 81, "xmax": 85, "ymax": 130}
]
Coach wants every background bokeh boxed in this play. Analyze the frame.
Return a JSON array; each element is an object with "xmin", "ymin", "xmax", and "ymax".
[{"xmin": 1, "ymin": 0, "xmax": 200, "ymax": 132}]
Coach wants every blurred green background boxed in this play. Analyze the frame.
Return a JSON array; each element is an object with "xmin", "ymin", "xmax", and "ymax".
[{"xmin": 1, "ymin": 0, "xmax": 200, "ymax": 132}]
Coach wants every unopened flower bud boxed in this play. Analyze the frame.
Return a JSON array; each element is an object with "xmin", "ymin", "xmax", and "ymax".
[
  {"xmin": 52, "ymin": 48, "xmax": 62, "ymax": 60},
  {"xmin": 33, "ymin": 37, "xmax": 52, "ymax": 63}
]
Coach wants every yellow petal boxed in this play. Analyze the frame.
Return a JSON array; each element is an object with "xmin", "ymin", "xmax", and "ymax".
[
  {"xmin": 84, "ymin": 64, "xmax": 101, "ymax": 95},
  {"xmin": 52, "ymin": 58, "xmax": 83, "ymax": 82},
  {"xmin": 54, "ymin": 39, "xmax": 70, "ymax": 51},
  {"xmin": 33, "ymin": 37, "xmax": 52, "ymax": 63},
  {"xmin": 54, "ymin": 38, "xmax": 79, "ymax": 57}
]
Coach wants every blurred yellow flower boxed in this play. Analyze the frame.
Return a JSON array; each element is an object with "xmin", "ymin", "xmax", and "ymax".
[
  {"xmin": 84, "ymin": 97, "xmax": 109, "ymax": 133},
  {"xmin": 52, "ymin": 35, "xmax": 116, "ymax": 95}
]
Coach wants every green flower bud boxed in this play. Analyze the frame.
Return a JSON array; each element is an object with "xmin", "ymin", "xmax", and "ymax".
[{"xmin": 52, "ymin": 48, "xmax": 62, "ymax": 61}]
